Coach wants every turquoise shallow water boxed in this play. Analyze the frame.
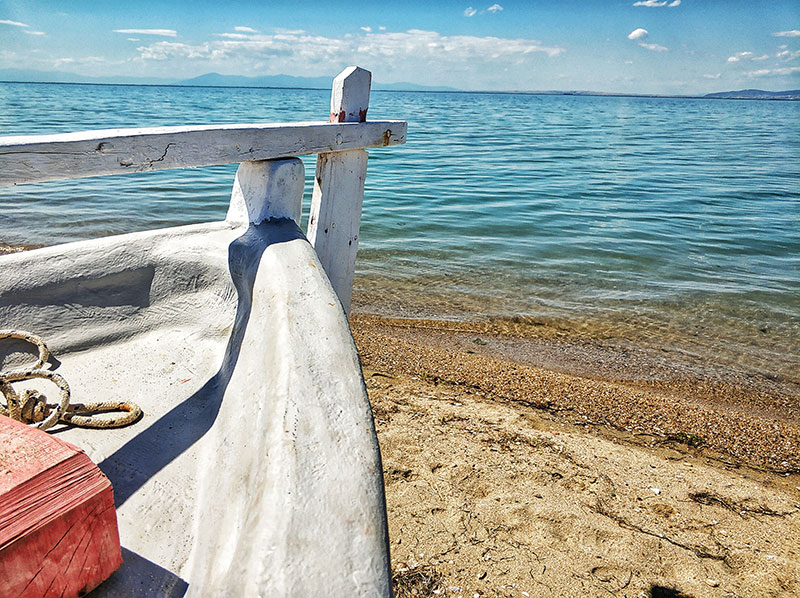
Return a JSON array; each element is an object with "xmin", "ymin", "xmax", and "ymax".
[{"xmin": 1, "ymin": 82, "xmax": 798, "ymax": 378}]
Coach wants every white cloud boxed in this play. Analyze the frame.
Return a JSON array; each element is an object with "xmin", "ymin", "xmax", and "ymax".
[
  {"xmin": 464, "ymin": 7, "xmax": 477, "ymax": 17},
  {"xmin": 753, "ymin": 54, "xmax": 770, "ymax": 61},
  {"xmin": 54, "ymin": 56, "xmax": 106, "ymax": 68},
  {"xmin": 214, "ymin": 33, "xmax": 252, "ymax": 40},
  {"xmin": 134, "ymin": 28, "xmax": 565, "ymax": 78},
  {"xmin": 23, "ymin": 30, "xmax": 45, "ymax": 36},
  {"xmin": 114, "ymin": 28, "xmax": 177, "ymax": 37},
  {"xmin": 0, "ymin": 19, "xmax": 28, "ymax": 27},
  {"xmin": 772, "ymin": 30, "xmax": 800, "ymax": 37},
  {"xmin": 628, "ymin": 28, "xmax": 648, "ymax": 41},
  {"xmin": 127, "ymin": 38, "xmax": 139, "ymax": 41},
  {"xmin": 360, "ymin": 26, "xmax": 372, "ymax": 32},
  {"xmin": 632, "ymin": 0, "xmax": 680, "ymax": 6},
  {"xmin": 487, "ymin": 4, "xmax": 503, "ymax": 12},
  {"xmin": 639, "ymin": 42, "xmax": 668, "ymax": 52},
  {"xmin": 777, "ymin": 49, "xmax": 800, "ymax": 60},
  {"xmin": 703, "ymin": 73, "xmax": 721, "ymax": 79},
  {"xmin": 727, "ymin": 51, "xmax": 753, "ymax": 63},
  {"xmin": 379, "ymin": 26, "xmax": 386, "ymax": 31},
  {"xmin": 624, "ymin": 60, "xmax": 634, "ymax": 64},
  {"xmin": 746, "ymin": 66, "xmax": 800, "ymax": 77},
  {"xmin": 627, "ymin": 27, "xmax": 668, "ymax": 50},
  {"xmin": 137, "ymin": 41, "xmax": 208, "ymax": 60},
  {"xmin": 234, "ymin": 26, "xmax": 258, "ymax": 33}
]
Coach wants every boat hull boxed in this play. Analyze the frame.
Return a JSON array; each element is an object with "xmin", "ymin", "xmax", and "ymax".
[{"xmin": 0, "ymin": 219, "xmax": 391, "ymax": 596}]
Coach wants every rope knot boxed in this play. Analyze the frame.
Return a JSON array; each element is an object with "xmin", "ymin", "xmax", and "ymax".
[
  {"xmin": 1, "ymin": 330, "xmax": 141, "ymax": 430},
  {"xmin": 19, "ymin": 389, "xmax": 49, "ymax": 423}
]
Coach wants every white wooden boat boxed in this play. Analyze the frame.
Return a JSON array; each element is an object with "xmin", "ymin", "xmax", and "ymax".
[{"xmin": 0, "ymin": 67, "xmax": 406, "ymax": 596}]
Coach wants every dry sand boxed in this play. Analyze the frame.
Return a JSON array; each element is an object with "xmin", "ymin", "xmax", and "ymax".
[{"xmin": 351, "ymin": 313, "xmax": 800, "ymax": 598}]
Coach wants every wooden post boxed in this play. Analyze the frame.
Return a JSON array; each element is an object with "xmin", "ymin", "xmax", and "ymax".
[{"xmin": 307, "ymin": 66, "xmax": 371, "ymax": 314}]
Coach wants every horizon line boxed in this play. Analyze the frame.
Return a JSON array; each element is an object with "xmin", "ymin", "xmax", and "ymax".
[{"xmin": 0, "ymin": 78, "xmax": 798, "ymax": 101}]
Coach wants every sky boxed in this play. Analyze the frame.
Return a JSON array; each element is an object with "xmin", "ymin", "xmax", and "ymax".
[{"xmin": 0, "ymin": 0, "xmax": 798, "ymax": 94}]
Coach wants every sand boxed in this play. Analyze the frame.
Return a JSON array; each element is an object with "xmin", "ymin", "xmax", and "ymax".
[{"xmin": 351, "ymin": 313, "xmax": 800, "ymax": 598}]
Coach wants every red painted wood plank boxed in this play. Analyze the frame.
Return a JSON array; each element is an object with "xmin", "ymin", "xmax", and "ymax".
[{"xmin": 0, "ymin": 415, "xmax": 122, "ymax": 597}]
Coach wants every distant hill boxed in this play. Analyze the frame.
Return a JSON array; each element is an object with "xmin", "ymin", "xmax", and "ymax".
[
  {"xmin": 0, "ymin": 68, "xmax": 457, "ymax": 92},
  {"xmin": 178, "ymin": 72, "xmax": 331, "ymax": 89},
  {"xmin": 177, "ymin": 72, "xmax": 459, "ymax": 92},
  {"xmin": 1, "ymin": 70, "xmax": 794, "ymax": 98},
  {"xmin": 704, "ymin": 89, "xmax": 800, "ymax": 100},
  {"xmin": 0, "ymin": 68, "xmax": 179, "ymax": 86}
]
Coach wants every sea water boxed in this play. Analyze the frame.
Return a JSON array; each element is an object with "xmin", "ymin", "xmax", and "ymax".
[{"xmin": 1, "ymin": 82, "xmax": 798, "ymax": 379}]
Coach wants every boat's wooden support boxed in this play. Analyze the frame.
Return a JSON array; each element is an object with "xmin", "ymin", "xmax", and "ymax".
[
  {"xmin": 308, "ymin": 66, "xmax": 372, "ymax": 314},
  {"xmin": 0, "ymin": 118, "xmax": 404, "ymax": 186},
  {"xmin": 0, "ymin": 416, "xmax": 122, "ymax": 598},
  {"xmin": 226, "ymin": 158, "xmax": 305, "ymax": 226}
]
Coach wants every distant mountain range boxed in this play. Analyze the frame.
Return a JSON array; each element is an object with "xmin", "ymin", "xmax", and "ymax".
[
  {"xmin": 521, "ymin": 89, "xmax": 800, "ymax": 100},
  {"xmin": 178, "ymin": 72, "xmax": 459, "ymax": 92},
  {"xmin": 703, "ymin": 89, "xmax": 800, "ymax": 100},
  {"xmin": 0, "ymin": 68, "xmax": 458, "ymax": 92},
  {"xmin": 0, "ymin": 69, "xmax": 798, "ymax": 99},
  {"xmin": 0, "ymin": 68, "xmax": 179, "ymax": 86}
]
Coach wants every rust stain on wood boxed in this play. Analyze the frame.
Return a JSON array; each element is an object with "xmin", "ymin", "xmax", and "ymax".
[{"xmin": 329, "ymin": 108, "xmax": 368, "ymax": 123}]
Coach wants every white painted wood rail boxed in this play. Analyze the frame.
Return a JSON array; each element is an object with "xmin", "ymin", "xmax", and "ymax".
[
  {"xmin": 0, "ymin": 66, "xmax": 407, "ymax": 313},
  {"xmin": 0, "ymin": 121, "xmax": 404, "ymax": 186}
]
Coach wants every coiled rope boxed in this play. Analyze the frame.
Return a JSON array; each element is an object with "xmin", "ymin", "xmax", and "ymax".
[{"xmin": 0, "ymin": 330, "xmax": 141, "ymax": 431}]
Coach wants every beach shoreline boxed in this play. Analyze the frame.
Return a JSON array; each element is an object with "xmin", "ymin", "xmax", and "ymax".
[
  {"xmin": 350, "ymin": 311, "xmax": 800, "ymax": 472},
  {"xmin": 350, "ymin": 309, "xmax": 800, "ymax": 597}
]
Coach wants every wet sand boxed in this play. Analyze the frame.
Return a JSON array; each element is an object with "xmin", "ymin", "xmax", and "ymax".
[{"xmin": 351, "ymin": 312, "xmax": 800, "ymax": 471}]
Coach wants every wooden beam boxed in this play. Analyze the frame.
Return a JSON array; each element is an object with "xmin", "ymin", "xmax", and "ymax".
[
  {"xmin": 307, "ymin": 66, "xmax": 372, "ymax": 314},
  {"xmin": 0, "ymin": 416, "xmax": 122, "ymax": 597},
  {"xmin": 0, "ymin": 120, "xmax": 406, "ymax": 186}
]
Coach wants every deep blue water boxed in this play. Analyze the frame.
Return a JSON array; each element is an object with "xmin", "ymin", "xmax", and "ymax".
[{"xmin": 1, "ymin": 82, "xmax": 798, "ymax": 377}]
